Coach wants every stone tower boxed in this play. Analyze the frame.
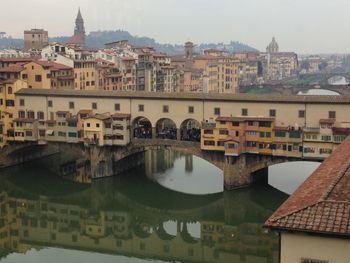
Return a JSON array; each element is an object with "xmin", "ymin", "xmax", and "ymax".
[
  {"xmin": 185, "ymin": 42, "xmax": 194, "ymax": 59},
  {"xmin": 74, "ymin": 8, "xmax": 85, "ymax": 45},
  {"xmin": 266, "ymin": 37, "xmax": 279, "ymax": 53}
]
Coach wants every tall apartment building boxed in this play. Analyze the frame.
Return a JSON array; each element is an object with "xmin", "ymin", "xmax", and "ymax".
[
  {"xmin": 24, "ymin": 29, "xmax": 48, "ymax": 50},
  {"xmin": 171, "ymin": 43, "xmax": 239, "ymax": 94}
]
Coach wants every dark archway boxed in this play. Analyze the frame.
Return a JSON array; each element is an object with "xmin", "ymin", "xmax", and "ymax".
[
  {"xmin": 132, "ymin": 117, "xmax": 152, "ymax": 139},
  {"xmin": 180, "ymin": 119, "xmax": 201, "ymax": 142},
  {"xmin": 155, "ymin": 118, "xmax": 177, "ymax": 140}
]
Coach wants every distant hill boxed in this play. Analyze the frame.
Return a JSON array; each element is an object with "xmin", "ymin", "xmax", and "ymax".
[
  {"xmin": 0, "ymin": 37, "xmax": 23, "ymax": 49},
  {"xmin": 0, "ymin": 30, "xmax": 259, "ymax": 55}
]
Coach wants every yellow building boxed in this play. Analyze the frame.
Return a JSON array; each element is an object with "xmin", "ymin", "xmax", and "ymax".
[
  {"xmin": 74, "ymin": 60, "xmax": 97, "ymax": 90},
  {"xmin": 0, "ymin": 79, "xmax": 28, "ymax": 146}
]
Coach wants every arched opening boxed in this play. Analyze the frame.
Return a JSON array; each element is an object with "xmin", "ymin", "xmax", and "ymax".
[
  {"xmin": 132, "ymin": 117, "xmax": 152, "ymax": 139},
  {"xmin": 156, "ymin": 118, "xmax": 177, "ymax": 140},
  {"xmin": 328, "ymin": 75, "xmax": 349, "ymax": 85},
  {"xmin": 179, "ymin": 119, "xmax": 201, "ymax": 142},
  {"xmin": 268, "ymin": 161, "xmax": 321, "ymax": 194}
]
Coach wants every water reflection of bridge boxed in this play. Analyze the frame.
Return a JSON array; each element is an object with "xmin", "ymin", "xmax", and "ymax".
[{"xmin": 0, "ymin": 171, "xmax": 286, "ymax": 263}]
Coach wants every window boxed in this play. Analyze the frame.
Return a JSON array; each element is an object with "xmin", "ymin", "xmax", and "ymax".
[
  {"xmin": 8, "ymin": 86, "xmax": 12, "ymax": 94},
  {"xmin": 269, "ymin": 109, "xmax": 276, "ymax": 117},
  {"xmin": 188, "ymin": 106, "xmax": 194, "ymax": 113},
  {"xmin": 219, "ymin": 129, "xmax": 228, "ymax": 135},
  {"xmin": 163, "ymin": 105, "xmax": 169, "ymax": 113},
  {"xmin": 328, "ymin": 111, "xmax": 336, "ymax": 119},
  {"xmin": 266, "ymin": 132, "xmax": 271, "ymax": 138},
  {"xmin": 259, "ymin": 121, "xmax": 272, "ymax": 127},
  {"xmin": 140, "ymin": 242, "xmax": 145, "ymax": 250},
  {"xmin": 37, "ymin": 111, "xmax": 44, "ymax": 120},
  {"xmin": 25, "ymin": 131, "xmax": 33, "ymax": 137},
  {"xmin": 214, "ymin": 107, "xmax": 220, "ymax": 115},
  {"xmin": 48, "ymin": 100, "xmax": 53, "ymax": 107},
  {"xmin": 275, "ymin": 131, "xmax": 286, "ymax": 137},
  {"xmin": 39, "ymin": 130, "xmax": 45, "ymax": 137},
  {"xmin": 19, "ymin": 99, "xmax": 25, "ymax": 106},
  {"xmin": 299, "ymin": 110, "xmax": 305, "ymax": 118},
  {"xmin": 69, "ymin": 101, "xmax": 74, "ymax": 109},
  {"xmin": 18, "ymin": 111, "xmax": 25, "ymax": 118},
  {"xmin": 96, "ymin": 123, "xmax": 100, "ymax": 128},
  {"xmin": 163, "ymin": 244, "xmax": 170, "ymax": 253},
  {"xmin": 58, "ymin": 132, "xmax": 66, "ymax": 137},
  {"xmin": 241, "ymin": 108, "xmax": 248, "ymax": 116},
  {"xmin": 138, "ymin": 104, "xmax": 144, "ymax": 112},
  {"xmin": 27, "ymin": 111, "xmax": 35, "ymax": 119},
  {"xmin": 289, "ymin": 131, "xmax": 301, "ymax": 138},
  {"xmin": 204, "ymin": 140, "xmax": 215, "ymax": 146},
  {"xmin": 260, "ymin": 132, "xmax": 265, "ymax": 138},
  {"xmin": 115, "ymin": 103, "xmax": 120, "ymax": 111},
  {"xmin": 35, "ymin": 75, "xmax": 42, "ymax": 82},
  {"xmin": 232, "ymin": 121, "xmax": 240, "ymax": 126},
  {"xmin": 68, "ymin": 132, "xmax": 77, "ymax": 138},
  {"xmin": 116, "ymin": 240, "xmax": 123, "ymax": 248},
  {"xmin": 92, "ymin": 102, "xmax": 97, "ymax": 110},
  {"xmin": 217, "ymin": 141, "xmax": 225, "ymax": 146},
  {"xmin": 321, "ymin": 135, "xmax": 332, "ymax": 141},
  {"xmin": 86, "ymin": 123, "xmax": 91, "ymax": 128},
  {"xmin": 204, "ymin": 130, "xmax": 214, "ymax": 134}
]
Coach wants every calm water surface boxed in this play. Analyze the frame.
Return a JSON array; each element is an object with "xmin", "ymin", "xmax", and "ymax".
[{"xmin": 0, "ymin": 149, "xmax": 319, "ymax": 263}]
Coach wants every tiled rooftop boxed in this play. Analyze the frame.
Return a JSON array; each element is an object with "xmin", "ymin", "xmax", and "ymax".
[
  {"xmin": 15, "ymin": 88, "xmax": 350, "ymax": 104},
  {"xmin": 264, "ymin": 135, "xmax": 350, "ymax": 237}
]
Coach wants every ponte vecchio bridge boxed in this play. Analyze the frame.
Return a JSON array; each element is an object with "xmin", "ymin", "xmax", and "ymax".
[{"xmin": 4, "ymin": 88, "xmax": 350, "ymax": 189}]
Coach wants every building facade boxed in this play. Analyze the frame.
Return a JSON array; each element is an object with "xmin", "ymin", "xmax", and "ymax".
[{"xmin": 24, "ymin": 29, "xmax": 49, "ymax": 50}]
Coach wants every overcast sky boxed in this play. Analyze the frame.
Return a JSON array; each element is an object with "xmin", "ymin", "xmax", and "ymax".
[{"xmin": 2, "ymin": 0, "xmax": 350, "ymax": 53}]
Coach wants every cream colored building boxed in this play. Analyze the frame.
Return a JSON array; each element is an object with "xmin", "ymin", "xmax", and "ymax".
[{"xmin": 14, "ymin": 89, "xmax": 350, "ymax": 147}]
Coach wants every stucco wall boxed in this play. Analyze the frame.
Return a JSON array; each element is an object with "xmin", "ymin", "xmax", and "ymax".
[{"xmin": 281, "ymin": 232, "xmax": 350, "ymax": 263}]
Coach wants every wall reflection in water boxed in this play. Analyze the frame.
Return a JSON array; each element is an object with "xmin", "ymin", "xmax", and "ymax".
[{"xmin": 0, "ymin": 151, "xmax": 288, "ymax": 263}]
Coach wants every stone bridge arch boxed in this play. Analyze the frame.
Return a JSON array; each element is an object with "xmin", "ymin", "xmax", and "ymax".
[{"xmin": 87, "ymin": 139, "xmax": 305, "ymax": 190}]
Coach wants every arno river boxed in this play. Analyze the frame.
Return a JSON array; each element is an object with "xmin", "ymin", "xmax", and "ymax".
[{"xmin": 0, "ymin": 150, "xmax": 319, "ymax": 263}]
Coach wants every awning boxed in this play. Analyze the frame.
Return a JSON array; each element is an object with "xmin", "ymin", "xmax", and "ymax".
[{"xmin": 46, "ymin": 130, "xmax": 54, "ymax": 135}]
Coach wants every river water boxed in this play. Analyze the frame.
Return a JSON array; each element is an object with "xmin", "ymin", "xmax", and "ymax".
[{"xmin": 0, "ymin": 150, "xmax": 319, "ymax": 263}]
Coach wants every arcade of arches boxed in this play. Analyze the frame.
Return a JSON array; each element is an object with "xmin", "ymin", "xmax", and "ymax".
[{"xmin": 132, "ymin": 117, "xmax": 201, "ymax": 142}]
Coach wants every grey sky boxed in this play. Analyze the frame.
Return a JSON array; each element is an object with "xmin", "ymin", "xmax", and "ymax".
[{"xmin": 2, "ymin": 0, "xmax": 350, "ymax": 53}]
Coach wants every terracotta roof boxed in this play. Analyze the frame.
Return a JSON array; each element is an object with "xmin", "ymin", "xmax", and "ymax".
[
  {"xmin": 0, "ymin": 58, "xmax": 33, "ymax": 63},
  {"xmin": 112, "ymin": 113, "xmax": 131, "ymax": 119},
  {"xmin": 78, "ymin": 109, "xmax": 93, "ymax": 114},
  {"xmin": 66, "ymin": 35, "xmax": 84, "ymax": 45},
  {"xmin": 319, "ymin": 118, "xmax": 336, "ymax": 124},
  {"xmin": 33, "ymin": 60, "xmax": 72, "ymax": 70},
  {"xmin": 0, "ymin": 64, "xmax": 24, "ymax": 73},
  {"xmin": 264, "ymin": 135, "xmax": 350, "ymax": 237},
  {"xmin": 273, "ymin": 126, "xmax": 289, "ymax": 131},
  {"xmin": 15, "ymin": 88, "xmax": 350, "ymax": 104},
  {"xmin": 121, "ymin": 57, "xmax": 136, "ymax": 61},
  {"xmin": 85, "ymin": 114, "xmax": 111, "ymax": 121}
]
